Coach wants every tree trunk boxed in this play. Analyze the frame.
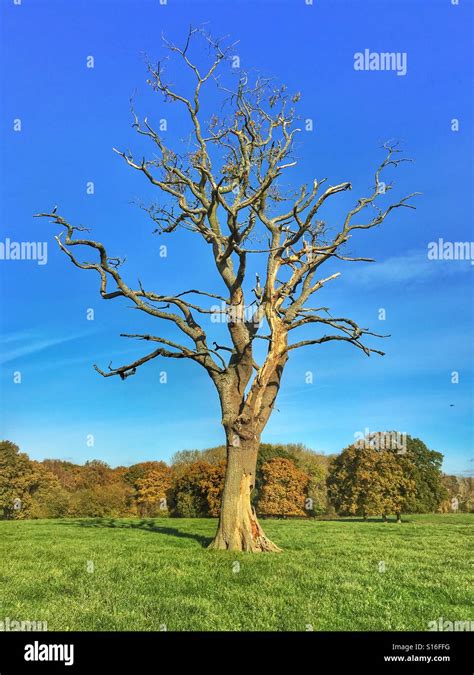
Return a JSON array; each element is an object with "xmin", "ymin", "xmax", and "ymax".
[
  {"xmin": 208, "ymin": 436, "xmax": 281, "ymax": 552},
  {"xmin": 396, "ymin": 512, "xmax": 402, "ymax": 523}
]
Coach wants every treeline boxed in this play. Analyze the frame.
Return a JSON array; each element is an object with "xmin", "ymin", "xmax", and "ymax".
[{"xmin": 0, "ymin": 435, "xmax": 472, "ymax": 521}]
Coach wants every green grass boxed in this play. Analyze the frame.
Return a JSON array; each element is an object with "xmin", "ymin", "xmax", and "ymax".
[{"xmin": 0, "ymin": 514, "xmax": 471, "ymax": 631}]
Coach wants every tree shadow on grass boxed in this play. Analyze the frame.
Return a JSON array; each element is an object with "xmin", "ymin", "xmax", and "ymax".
[
  {"xmin": 316, "ymin": 517, "xmax": 412, "ymax": 524},
  {"xmin": 59, "ymin": 518, "xmax": 213, "ymax": 547}
]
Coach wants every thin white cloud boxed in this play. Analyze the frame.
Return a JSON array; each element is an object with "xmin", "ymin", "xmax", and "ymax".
[
  {"xmin": 25, "ymin": 345, "xmax": 152, "ymax": 373},
  {"xmin": 0, "ymin": 330, "xmax": 88, "ymax": 365},
  {"xmin": 349, "ymin": 250, "xmax": 472, "ymax": 286}
]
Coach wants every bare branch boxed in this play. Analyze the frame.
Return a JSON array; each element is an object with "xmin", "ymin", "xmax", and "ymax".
[{"xmin": 37, "ymin": 31, "xmax": 418, "ymax": 432}]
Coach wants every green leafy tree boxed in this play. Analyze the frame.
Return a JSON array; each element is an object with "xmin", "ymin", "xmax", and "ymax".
[
  {"xmin": 170, "ymin": 450, "xmax": 202, "ymax": 468},
  {"xmin": 288, "ymin": 445, "xmax": 331, "ymax": 516},
  {"xmin": 69, "ymin": 482, "xmax": 133, "ymax": 518},
  {"xmin": 399, "ymin": 436, "xmax": 447, "ymax": 513},
  {"xmin": 201, "ymin": 445, "xmax": 227, "ymax": 465}
]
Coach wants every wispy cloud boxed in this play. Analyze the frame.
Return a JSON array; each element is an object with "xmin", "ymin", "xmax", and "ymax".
[
  {"xmin": 0, "ymin": 330, "xmax": 88, "ymax": 365},
  {"xmin": 24, "ymin": 345, "xmax": 153, "ymax": 373},
  {"xmin": 347, "ymin": 250, "xmax": 472, "ymax": 286}
]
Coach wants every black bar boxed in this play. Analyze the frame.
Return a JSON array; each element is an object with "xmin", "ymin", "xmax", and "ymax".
[{"xmin": 0, "ymin": 631, "xmax": 471, "ymax": 673}]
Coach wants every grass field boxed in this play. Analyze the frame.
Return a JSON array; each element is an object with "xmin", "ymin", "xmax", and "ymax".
[{"xmin": 0, "ymin": 514, "xmax": 471, "ymax": 631}]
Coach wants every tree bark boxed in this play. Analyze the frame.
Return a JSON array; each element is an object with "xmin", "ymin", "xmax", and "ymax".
[{"xmin": 208, "ymin": 435, "xmax": 281, "ymax": 552}]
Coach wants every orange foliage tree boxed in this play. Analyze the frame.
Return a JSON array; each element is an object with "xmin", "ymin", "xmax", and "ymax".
[{"xmin": 257, "ymin": 457, "xmax": 310, "ymax": 517}]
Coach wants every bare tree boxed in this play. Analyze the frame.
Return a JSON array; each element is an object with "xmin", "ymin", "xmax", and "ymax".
[{"xmin": 36, "ymin": 29, "xmax": 418, "ymax": 552}]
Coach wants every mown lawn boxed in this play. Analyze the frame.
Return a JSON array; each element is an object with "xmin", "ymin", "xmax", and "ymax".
[{"xmin": 0, "ymin": 514, "xmax": 471, "ymax": 631}]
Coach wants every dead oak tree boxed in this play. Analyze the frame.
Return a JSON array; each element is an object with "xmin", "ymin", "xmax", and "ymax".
[{"xmin": 36, "ymin": 29, "xmax": 418, "ymax": 552}]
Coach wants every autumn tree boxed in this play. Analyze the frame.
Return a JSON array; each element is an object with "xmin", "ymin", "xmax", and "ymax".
[
  {"xmin": 327, "ymin": 442, "xmax": 416, "ymax": 521},
  {"xmin": 0, "ymin": 441, "xmax": 68, "ymax": 519},
  {"xmin": 257, "ymin": 457, "xmax": 309, "ymax": 517},
  {"xmin": 440, "ymin": 475, "xmax": 473, "ymax": 513},
  {"xmin": 171, "ymin": 460, "xmax": 225, "ymax": 518},
  {"xmin": 28, "ymin": 464, "xmax": 70, "ymax": 519},
  {"xmin": 76, "ymin": 459, "xmax": 114, "ymax": 489},
  {"xmin": 122, "ymin": 461, "xmax": 170, "ymax": 488},
  {"xmin": 136, "ymin": 465, "xmax": 172, "ymax": 516},
  {"xmin": 0, "ymin": 441, "xmax": 32, "ymax": 518},
  {"xmin": 36, "ymin": 29, "xmax": 417, "ymax": 551},
  {"xmin": 253, "ymin": 444, "xmax": 298, "ymax": 506},
  {"xmin": 42, "ymin": 459, "xmax": 83, "ymax": 492}
]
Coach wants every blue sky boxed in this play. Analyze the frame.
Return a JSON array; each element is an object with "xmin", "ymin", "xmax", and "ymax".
[{"xmin": 0, "ymin": 0, "xmax": 472, "ymax": 475}]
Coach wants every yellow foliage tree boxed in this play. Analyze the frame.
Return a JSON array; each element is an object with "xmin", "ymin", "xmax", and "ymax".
[{"xmin": 136, "ymin": 466, "xmax": 172, "ymax": 517}]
